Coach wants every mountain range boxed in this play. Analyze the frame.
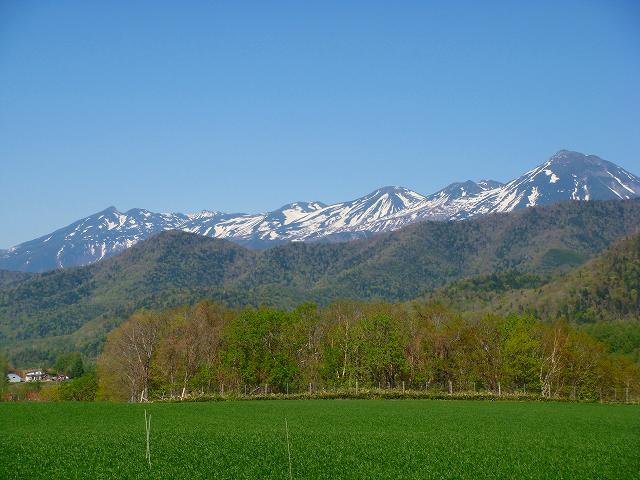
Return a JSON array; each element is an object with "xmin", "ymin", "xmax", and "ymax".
[
  {"xmin": 2, "ymin": 198, "xmax": 640, "ymax": 364},
  {"xmin": 2, "ymin": 149, "xmax": 639, "ymax": 273}
]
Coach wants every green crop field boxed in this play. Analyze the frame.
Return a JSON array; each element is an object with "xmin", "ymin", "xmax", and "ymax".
[{"xmin": 0, "ymin": 400, "xmax": 638, "ymax": 479}]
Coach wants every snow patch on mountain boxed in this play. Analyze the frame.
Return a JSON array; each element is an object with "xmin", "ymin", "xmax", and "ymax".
[{"xmin": 544, "ymin": 169, "xmax": 560, "ymax": 183}]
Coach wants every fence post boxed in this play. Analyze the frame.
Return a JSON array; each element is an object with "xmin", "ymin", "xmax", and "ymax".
[
  {"xmin": 402, "ymin": 381, "xmax": 405, "ymax": 394},
  {"xmin": 626, "ymin": 386, "xmax": 629, "ymax": 404},
  {"xmin": 448, "ymin": 380, "xmax": 453, "ymax": 395},
  {"xmin": 498, "ymin": 382, "xmax": 501, "ymax": 396}
]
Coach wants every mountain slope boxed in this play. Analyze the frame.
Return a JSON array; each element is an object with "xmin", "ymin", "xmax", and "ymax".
[
  {"xmin": 424, "ymin": 230, "xmax": 640, "ymax": 361},
  {"xmin": 427, "ymin": 229, "xmax": 640, "ymax": 323},
  {"xmin": 535, "ymin": 232, "xmax": 640, "ymax": 322},
  {"xmin": 2, "ymin": 150, "xmax": 639, "ymax": 273},
  {"xmin": 0, "ymin": 270, "xmax": 33, "ymax": 289},
  {"xmin": 1, "ymin": 199, "xmax": 639, "ymax": 364}
]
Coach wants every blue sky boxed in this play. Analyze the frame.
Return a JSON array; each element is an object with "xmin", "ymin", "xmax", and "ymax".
[{"xmin": 1, "ymin": 1, "xmax": 639, "ymax": 248}]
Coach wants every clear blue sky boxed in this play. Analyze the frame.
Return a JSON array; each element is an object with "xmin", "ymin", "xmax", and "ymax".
[{"xmin": 1, "ymin": 1, "xmax": 639, "ymax": 248}]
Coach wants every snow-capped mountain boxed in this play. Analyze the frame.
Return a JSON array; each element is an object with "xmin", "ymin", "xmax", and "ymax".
[
  {"xmin": 358, "ymin": 150, "xmax": 640, "ymax": 228},
  {"xmin": 454, "ymin": 150, "xmax": 640, "ymax": 217},
  {"xmin": 0, "ymin": 207, "xmax": 191, "ymax": 272},
  {"xmin": 2, "ymin": 150, "xmax": 638, "ymax": 272}
]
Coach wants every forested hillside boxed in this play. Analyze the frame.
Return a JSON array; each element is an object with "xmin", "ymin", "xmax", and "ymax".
[
  {"xmin": 1, "ymin": 199, "xmax": 639, "ymax": 364},
  {"xmin": 426, "ymin": 232, "xmax": 640, "ymax": 360},
  {"xmin": 428, "ymin": 231, "xmax": 640, "ymax": 321},
  {"xmin": 0, "ymin": 270, "xmax": 33, "ymax": 289}
]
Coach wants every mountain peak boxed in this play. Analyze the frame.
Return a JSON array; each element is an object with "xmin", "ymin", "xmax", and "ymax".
[
  {"xmin": 100, "ymin": 206, "xmax": 119, "ymax": 215},
  {"xmin": 543, "ymin": 150, "xmax": 630, "ymax": 175},
  {"xmin": 370, "ymin": 185, "xmax": 409, "ymax": 195},
  {"xmin": 431, "ymin": 180, "xmax": 493, "ymax": 200},
  {"xmin": 362, "ymin": 186, "xmax": 426, "ymax": 207},
  {"xmin": 275, "ymin": 201, "xmax": 327, "ymax": 212},
  {"xmin": 547, "ymin": 150, "xmax": 610, "ymax": 169},
  {"xmin": 186, "ymin": 210, "xmax": 221, "ymax": 221},
  {"xmin": 549, "ymin": 149, "xmax": 587, "ymax": 161},
  {"xmin": 552, "ymin": 149, "xmax": 580, "ymax": 157}
]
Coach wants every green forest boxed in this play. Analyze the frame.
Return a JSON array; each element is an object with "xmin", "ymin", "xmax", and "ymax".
[{"xmin": 86, "ymin": 300, "xmax": 637, "ymax": 402}]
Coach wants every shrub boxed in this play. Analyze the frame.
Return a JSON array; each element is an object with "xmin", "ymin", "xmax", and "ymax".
[{"xmin": 58, "ymin": 373, "xmax": 98, "ymax": 401}]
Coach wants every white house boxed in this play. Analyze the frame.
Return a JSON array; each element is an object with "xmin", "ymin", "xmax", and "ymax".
[
  {"xmin": 24, "ymin": 370, "xmax": 45, "ymax": 382},
  {"xmin": 7, "ymin": 373, "xmax": 22, "ymax": 383}
]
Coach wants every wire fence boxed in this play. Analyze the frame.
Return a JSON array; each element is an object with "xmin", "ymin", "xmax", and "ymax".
[{"xmin": 154, "ymin": 381, "xmax": 640, "ymax": 404}]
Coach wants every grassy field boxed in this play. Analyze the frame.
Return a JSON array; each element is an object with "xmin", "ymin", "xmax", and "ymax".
[{"xmin": 0, "ymin": 400, "xmax": 638, "ymax": 479}]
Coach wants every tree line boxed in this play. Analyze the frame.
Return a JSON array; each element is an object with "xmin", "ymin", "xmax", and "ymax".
[{"xmin": 96, "ymin": 300, "xmax": 640, "ymax": 403}]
